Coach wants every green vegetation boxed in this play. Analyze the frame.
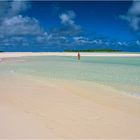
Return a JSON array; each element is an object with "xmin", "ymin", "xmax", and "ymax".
[{"xmin": 64, "ymin": 49, "xmax": 122, "ymax": 52}]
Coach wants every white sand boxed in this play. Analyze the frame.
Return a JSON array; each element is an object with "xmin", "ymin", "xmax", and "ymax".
[
  {"xmin": 0, "ymin": 74, "xmax": 140, "ymax": 139},
  {"xmin": 0, "ymin": 52, "xmax": 140, "ymax": 139},
  {"xmin": 0, "ymin": 52, "xmax": 140, "ymax": 59}
]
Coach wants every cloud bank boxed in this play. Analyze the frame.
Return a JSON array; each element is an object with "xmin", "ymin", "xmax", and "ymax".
[{"xmin": 0, "ymin": 15, "xmax": 43, "ymax": 36}]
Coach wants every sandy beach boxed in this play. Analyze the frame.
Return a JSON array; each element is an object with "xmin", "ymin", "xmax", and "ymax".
[
  {"xmin": 0, "ymin": 52, "xmax": 140, "ymax": 59},
  {"xmin": 0, "ymin": 53, "xmax": 140, "ymax": 139}
]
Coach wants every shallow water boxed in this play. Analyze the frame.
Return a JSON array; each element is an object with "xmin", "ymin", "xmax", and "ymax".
[{"xmin": 0, "ymin": 56, "xmax": 140, "ymax": 95}]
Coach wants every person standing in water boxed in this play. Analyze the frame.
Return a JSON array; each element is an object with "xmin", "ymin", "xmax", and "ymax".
[{"xmin": 77, "ymin": 52, "xmax": 80, "ymax": 60}]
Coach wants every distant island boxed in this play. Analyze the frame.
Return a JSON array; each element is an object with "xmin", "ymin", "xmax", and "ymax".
[{"xmin": 64, "ymin": 49, "xmax": 122, "ymax": 52}]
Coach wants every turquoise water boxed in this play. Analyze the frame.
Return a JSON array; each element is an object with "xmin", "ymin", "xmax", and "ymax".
[{"xmin": 0, "ymin": 56, "xmax": 140, "ymax": 95}]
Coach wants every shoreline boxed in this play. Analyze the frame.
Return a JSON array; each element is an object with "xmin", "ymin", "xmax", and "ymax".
[
  {"xmin": 0, "ymin": 52, "xmax": 140, "ymax": 59},
  {"xmin": 0, "ymin": 53, "xmax": 140, "ymax": 138}
]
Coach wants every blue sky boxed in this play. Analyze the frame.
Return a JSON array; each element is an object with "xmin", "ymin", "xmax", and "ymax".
[{"xmin": 0, "ymin": 0, "xmax": 140, "ymax": 52}]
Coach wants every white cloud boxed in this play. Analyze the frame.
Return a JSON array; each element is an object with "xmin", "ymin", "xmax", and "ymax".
[
  {"xmin": 59, "ymin": 11, "xmax": 75, "ymax": 25},
  {"xmin": 8, "ymin": 0, "xmax": 30, "ymax": 16},
  {"xmin": 74, "ymin": 36, "xmax": 106, "ymax": 45},
  {"xmin": 0, "ymin": 0, "xmax": 30, "ymax": 20},
  {"xmin": 36, "ymin": 32, "xmax": 50, "ymax": 43},
  {"xmin": 0, "ymin": 36, "xmax": 29, "ymax": 47},
  {"xmin": 59, "ymin": 10, "xmax": 80, "ymax": 30},
  {"xmin": 117, "ymin": 42, "xmax": 123, "ymax": 46},
  {"xmin": 0, "ymin": 1, "xmax": 42, "ymax": 37},
  {"xmin": 74, "ymin": 36, "xmax": 88, "ymax": 44},
  {"xmin": 136, "ymin": 40, "xmax": 140, "ymax": 45},
  {"xmin": 36, "ymin": 31, "xmax": 68, "ymax": 46},
  {"xmin": 120, "ymin": 1, "xmax": 140, "ymax": 31},
  {"xmin": 128, "ymin": 1, "xmax": 140, "ymax": 15},
  {"xmin": 0, "ymin": 15, "xmax": 43, "ymax": 36},
  {"xmin": 74, "ymin": 36, "xmax": 87, "ymax": 41}
]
